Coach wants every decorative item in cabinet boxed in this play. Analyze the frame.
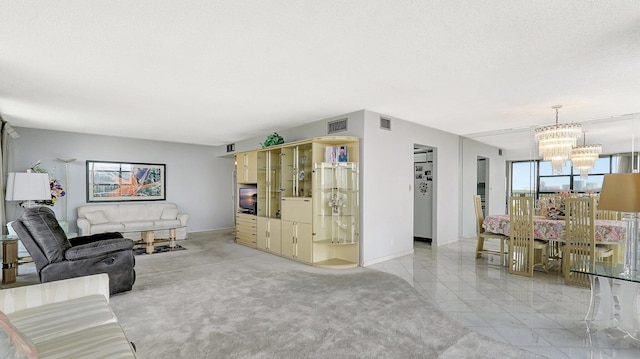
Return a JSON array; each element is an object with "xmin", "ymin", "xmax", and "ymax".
[{"xmin": 312, "ymin": 162, "xmax": 359, "ymax": 268}]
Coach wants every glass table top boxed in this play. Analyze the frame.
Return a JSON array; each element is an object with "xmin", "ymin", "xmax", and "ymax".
[{"xmin": 571, "ymin": 263, "xmax": 640, "ymax": 284}]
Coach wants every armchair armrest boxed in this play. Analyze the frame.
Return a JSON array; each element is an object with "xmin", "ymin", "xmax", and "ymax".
[
  {"xmin": 65, "ymin": 238, "xmax": 134, "ymax": 261},
  {"xmin": 69, "ymin": 232, "xmax": 124, "ymax": 246},
  {"xmin": 0, "ymin": 274, "xmax": 110, "ymax": 314},
  {"xmin": 77, "ymin": 217, "xmax": 91, "ymax": 236}
]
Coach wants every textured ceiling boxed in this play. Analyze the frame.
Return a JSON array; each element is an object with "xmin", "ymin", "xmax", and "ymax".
[{"xmin": 1, "ymin": 1, "xmax": 640, "ymax": 151}]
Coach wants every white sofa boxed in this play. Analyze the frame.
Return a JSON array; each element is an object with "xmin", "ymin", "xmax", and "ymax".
[
  {"xmin": 77, "ymin": 202, "xmax": 189, "ymax": 240},
  {"xmin": 0, "ymin": 274, "xmax": 137, "ymax": 358}
]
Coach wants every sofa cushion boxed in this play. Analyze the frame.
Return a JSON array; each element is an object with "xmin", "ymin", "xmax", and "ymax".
[
  {"xmin": 153, "ymin": 219, "xmax": 181, "ymax": 227},
  {"xmin": 0, "ymin": 310, "xmax": 38, "ymax": 359},
  {"xmin": 122, "ymin": 221, "xmax": 155, "ymax": 231},
  {"xmin": 35, "ymin": 322, "xmax": 137, "ymax": 359},
  {"xmin": 7, "ymin": 294, "xmax": 116, "ymax": 344},
  {"xmin": 119, "ymin": 204, "xmax": 149, "ymax": 222},
  {"xmin": 160, "ymin": 208, "xmax": 178, "ymax": 220},
  {"xmin": 19, "ymin": 207, "xmax": 71, "ymax": 263},
  {"xmin": 91, "ymin": 223, "xmax": 126, "ymax": 234},
  {"xmin": 84, "ymin": 210, "xmax": 110, "ymax": 225}
]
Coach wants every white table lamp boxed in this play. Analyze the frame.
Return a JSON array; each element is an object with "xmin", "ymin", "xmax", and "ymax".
[
  {"xmin": 5, "ymin": 171, "xmax": 51, "ymax": 208},
  {"xmin": 598, "ymin": 173, "xmax": 640, "ymax": 277}
]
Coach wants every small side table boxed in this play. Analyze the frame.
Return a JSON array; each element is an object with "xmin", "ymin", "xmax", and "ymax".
[{"xmin": 1, "ymin": 239, "xmax": 18, "ymax": 284}]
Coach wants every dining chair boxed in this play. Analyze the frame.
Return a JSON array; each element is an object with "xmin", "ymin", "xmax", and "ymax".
[
  {"xmin": 473, "ymin": 195, "xmax": 507, "ymax": 265},
  {"xmin": 508, "ymin": 196, "xmax": 548, "ymax": 276},
  {"xmin": 562, "ymin": 197, "xmax": 614, "ymax": 287},
  {"xmin": 595, "ymin": 210, "xmax": 622, "ymax": 220}
]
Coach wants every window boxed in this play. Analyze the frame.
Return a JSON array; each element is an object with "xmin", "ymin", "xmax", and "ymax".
[
  {"xmin": 510, "ymin": 156, "xmax": 613, "ymax": 198},
  {"xmin": 511, "ymin": 161, "xmax": 536, "ymax": 196}
]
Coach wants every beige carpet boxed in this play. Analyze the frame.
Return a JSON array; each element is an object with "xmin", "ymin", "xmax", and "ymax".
[{"xmin": 108, "ymin": 230, "xmax": 544, "ymax": 358}]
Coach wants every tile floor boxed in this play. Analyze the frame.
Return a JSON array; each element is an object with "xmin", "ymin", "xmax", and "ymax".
[{"xmin": 368, "ymin": 238, "xmax": 640, "ymax": 359}]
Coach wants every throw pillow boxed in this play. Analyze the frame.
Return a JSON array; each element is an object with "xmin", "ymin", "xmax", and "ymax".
[
  {"xmin": 160, "ymin": 208, "xmax": 178, "ymax": 220},
  {"xmin": 85, "ymin": 211, "xmax": 109, "ymax": 225},
  {"xmin": 0, "ymin": 311, "xmax": 39, "ymax": 359}
]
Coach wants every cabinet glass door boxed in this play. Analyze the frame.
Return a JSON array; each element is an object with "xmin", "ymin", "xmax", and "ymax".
[
  {"xmin": 258, "ymin": 149, "xmax": 283, "ymax": 218},
  {"xmin": 313, "ymin": 162, "xmax": 359, "ymax": 244},
  {"xmin": 281, "ymin": 142, "xmax": 312, "ymax": 198}
]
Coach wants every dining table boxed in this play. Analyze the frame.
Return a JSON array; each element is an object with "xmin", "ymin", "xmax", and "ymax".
[
  {"xmin": 482, "ymin": 214, "xmax": 627, "ymax": 244},
  {"xmin": 483, "ymin": 214, "xmax": 627, "ymax": 266}
]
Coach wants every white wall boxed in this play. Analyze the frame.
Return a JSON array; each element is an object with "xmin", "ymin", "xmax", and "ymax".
[
  {"xmin": 460, "ymin": 138, "xmax": 507, "ymax": 238},
  {"xmin": 359, "ymin": 110, "xmax": 463, "ymax": 265},
  {"xmin": 7, "ymin": 128, "xmax": 235, "ymax": 233}
]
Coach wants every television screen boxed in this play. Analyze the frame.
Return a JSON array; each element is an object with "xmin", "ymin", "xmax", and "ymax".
[{"xmin": 238, "ymin": 187, "xmax": 257, "ymax": 214}]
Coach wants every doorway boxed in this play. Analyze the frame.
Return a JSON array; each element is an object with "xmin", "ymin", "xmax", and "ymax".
[
  {"xmin": 477, "ymin": 157, "xmax": 489, "ymax": 216},
  {"xmin": 413, "ymin": 144, "xmax": 436, "ymax": 243}
]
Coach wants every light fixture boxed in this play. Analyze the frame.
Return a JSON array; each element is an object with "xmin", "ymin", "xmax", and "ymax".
[
  {"xmin": 571, "ymin": 132, "xmax": 602, "ymax": 179},
  {"xmin": 534, "ymin": 105, "xmax": 582, "ymax": 174},
  {"xmin": 5, "ymin": 171, "xmax": 52, "ymax": 208},
  {"xmin": 598, "ymin": 173, "xmax": 640, "ymax": 277}
]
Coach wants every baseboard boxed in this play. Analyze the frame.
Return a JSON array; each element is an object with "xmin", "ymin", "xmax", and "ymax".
[{"xmin": 362, "ymin": 249, "xmax": 414, "ymax": 267}]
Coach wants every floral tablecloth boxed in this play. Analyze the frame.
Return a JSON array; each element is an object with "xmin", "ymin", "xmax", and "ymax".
[{"xmin": 483, "ymin": 215, "xmax": 626, "ymax": 243}]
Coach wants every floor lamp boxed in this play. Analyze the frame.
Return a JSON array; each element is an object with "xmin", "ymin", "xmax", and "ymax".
[
  {"xmin": 598, "ymin": 173, "xmax": 640, "ymax": 277},
  {"xmin": 57, "ymin": 158, "xmax": 77, "ymax": 228}
]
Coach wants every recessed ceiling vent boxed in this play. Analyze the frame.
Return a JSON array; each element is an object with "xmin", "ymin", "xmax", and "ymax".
[
  {"xmin": 328, "ymin": 118, "xmax": 348, "ymax": 134},
  {"xmin": 380, "ymin": 117, "xmax": 391, "ymax": 131},
  {"xmin": 226, "ymin": 143, "xmax": 235, "ymax": 153}
]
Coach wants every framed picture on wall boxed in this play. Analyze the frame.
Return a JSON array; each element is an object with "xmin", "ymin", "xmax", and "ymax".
[{"xmin": 86, "ymin": 160, "xmax": 166, "ymax": 202}]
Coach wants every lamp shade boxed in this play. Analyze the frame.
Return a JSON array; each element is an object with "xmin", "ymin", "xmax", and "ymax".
[
  {"xmin": 598, "ymin": 173, "xmax": 640, "ymax": 212},
  {"xmin": 5, "ymin": 172, "xmax": 51, "ymax": 201}
]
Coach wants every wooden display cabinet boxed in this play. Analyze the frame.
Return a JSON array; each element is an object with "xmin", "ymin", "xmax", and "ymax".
[
  {"xmin": 312, "ymin": 161, "xmax": 359, "ymax": 268},
  {"xmin": 237, "ymin": 150, "xmax": 258, "ymax": 184},
  {"xmin": 280, "ymin": 140, "xmax": 312, "ymax": 198},
  {"xmin": 235, "ymin": 212, "xmax": 257, "ymax": 248},
  {"xmin": 281, "ymin": 197, "xmax": 312, "ymax": 263},
  {"xmin": 257, "ymin": 217, "xmax": 282, "ymax": 254},
  {"xmin": 236, "ymin": 135, "xmax": 359, "ymax": 267}
]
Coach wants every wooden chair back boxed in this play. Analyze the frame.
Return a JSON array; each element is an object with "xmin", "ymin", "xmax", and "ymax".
[
  {"xmin": 473, "ymin": 195, "xmax": 485, "ymax": 234},
  {"xmin": 508, "ymin": 196, "xmax": 535, "ymax": 276},
  {"xmin": 563, "ymin": 197, "xmax": 596, "ymax": 287},
  {"xmin": 596, "ymin": 210, "xmax": 622, "ymax": 220}
]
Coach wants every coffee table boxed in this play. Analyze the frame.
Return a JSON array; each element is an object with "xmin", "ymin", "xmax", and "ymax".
[{"xmin": 122, "ymin": 225, "xmax": 186, "ymax": 254}]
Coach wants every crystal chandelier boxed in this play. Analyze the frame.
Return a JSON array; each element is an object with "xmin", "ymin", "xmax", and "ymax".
[
  {"xmin": 571, "ymin": 132, "xmax": 602, "ymax": 179},
  {"xmin": 534, "ymin": 105, "xmax": 582, "ymax": 174}
]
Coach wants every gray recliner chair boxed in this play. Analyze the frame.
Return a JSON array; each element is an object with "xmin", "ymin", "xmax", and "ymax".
[{"xmin": 11, "ymin": 206, "xmax": 136, "ymax": 294}]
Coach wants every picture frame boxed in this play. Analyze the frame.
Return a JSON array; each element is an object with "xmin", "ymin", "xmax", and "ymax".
[{"xmin": 86, "ymin": 160, "xmax": 166, "ymax": 202}]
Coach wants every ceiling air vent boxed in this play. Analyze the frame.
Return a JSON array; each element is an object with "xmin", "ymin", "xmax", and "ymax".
[
  {"xmin": 380, "ymin": 117, "xmax": 391, "ymax": 131},
  {"xmin": 328, "ymin": 118, "xmax": 348, "ymax": 134},
  {"xmin": 226, "ymin": 143, "xmax": 235, "ymax": 153}
]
